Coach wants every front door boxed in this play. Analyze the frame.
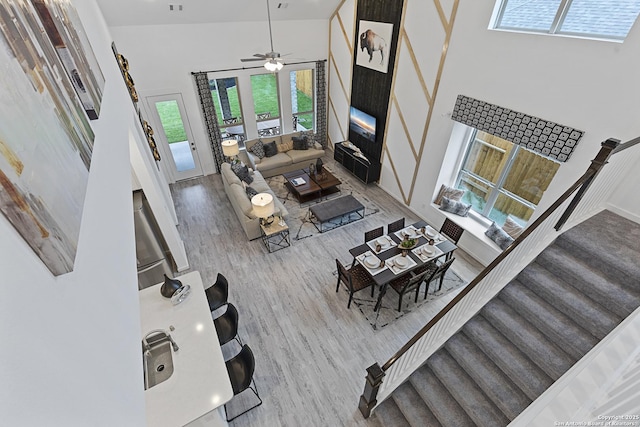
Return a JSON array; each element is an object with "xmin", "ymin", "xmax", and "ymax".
[{"xmin": 146, "ymin": 93, "xmax": 203, "ymax": 181}]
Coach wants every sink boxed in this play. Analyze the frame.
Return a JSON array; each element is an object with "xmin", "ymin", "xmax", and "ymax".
[{"xmin": 143, "ymin": 339, "xmax": 175, "ymax": 390}]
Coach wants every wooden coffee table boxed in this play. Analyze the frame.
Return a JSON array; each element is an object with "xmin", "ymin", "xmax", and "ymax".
[{"xmin": 283, "ymin": 168, "xmax": 341, "ymax": 204}]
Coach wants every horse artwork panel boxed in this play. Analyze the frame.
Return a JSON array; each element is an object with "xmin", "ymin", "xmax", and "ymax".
[{"xmin": 355, "ymin": 20, "xmax": 393, "ymax": 74}]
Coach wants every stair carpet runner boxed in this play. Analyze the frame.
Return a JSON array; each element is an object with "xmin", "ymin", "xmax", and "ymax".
[{"xmin": 372, "ymin": 210, "xmax": 640, "ymax": 426}]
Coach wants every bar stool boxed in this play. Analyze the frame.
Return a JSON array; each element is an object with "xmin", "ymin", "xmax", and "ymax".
[{"xmin": 224, "ymin": 345, "xmax": 263, "ymax": 422}]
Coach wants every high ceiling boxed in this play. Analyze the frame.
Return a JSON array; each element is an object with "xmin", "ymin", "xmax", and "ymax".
[{"xmin": 95, "ymin": 0, "xmax": 342, "ymax": 27}]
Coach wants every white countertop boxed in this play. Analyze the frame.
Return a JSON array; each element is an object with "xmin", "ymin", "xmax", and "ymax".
[{"xmin": 139, "ymin": 271, "xmax": 233, "ymax": 427}]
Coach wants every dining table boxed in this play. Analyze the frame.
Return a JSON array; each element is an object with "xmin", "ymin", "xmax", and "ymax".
[{"xmin": 348, "ymin": 220, "xmax": 457, "ymax": 312}]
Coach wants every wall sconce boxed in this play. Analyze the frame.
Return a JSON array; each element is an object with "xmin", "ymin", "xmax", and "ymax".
[{"xmin": 251, "ymin": 193, "xmax": 275, "ymax": 226}]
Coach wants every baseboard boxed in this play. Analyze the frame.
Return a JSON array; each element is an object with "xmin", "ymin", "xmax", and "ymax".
[{"xmin": 605, "ymin": 203, "xmax": 640, "ymax": 225}]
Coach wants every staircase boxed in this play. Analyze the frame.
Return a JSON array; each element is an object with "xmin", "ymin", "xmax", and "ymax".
[{"xmin": 371, "ymin": 210, "xmax": 640, "ymax": 426}]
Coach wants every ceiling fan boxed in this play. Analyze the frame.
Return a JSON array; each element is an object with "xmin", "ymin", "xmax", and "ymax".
[{"xmin": 241, "ymin": 0, "xmax": 285, "ymax": 71}]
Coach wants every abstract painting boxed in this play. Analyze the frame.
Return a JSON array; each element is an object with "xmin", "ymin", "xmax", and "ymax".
[
  {"xmin": 356, "ymin": 20, "xmax": 393, "ymax": 74},
  {"xmin": 0, "ymin": 0, "xmax": 98, "ymax": 275}
]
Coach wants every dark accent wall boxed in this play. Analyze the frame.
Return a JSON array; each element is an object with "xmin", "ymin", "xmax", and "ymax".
[{"xmin": 350, "ymin": 0, "xmax": 404, "ymax": 164}]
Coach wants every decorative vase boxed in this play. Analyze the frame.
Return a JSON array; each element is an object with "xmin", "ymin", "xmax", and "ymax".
[
  {"xmin": 309, "ymin": 163, "xmax": 316, "ymax": 175},
  {"xmin": 316, "ymin": 158, "xmax": 323, "ymax": 174},
  {"xmin": 160, "ymin": 274, "xmax": 183, "ymax": 298}
]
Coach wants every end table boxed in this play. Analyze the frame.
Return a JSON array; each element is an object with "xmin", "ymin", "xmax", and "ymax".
[{"xmin": 260, "ymin": 221, "xmax": 291, "ymax": 253}]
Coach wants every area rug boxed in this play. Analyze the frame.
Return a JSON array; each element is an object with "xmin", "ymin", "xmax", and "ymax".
[
  {"xmin": 267, "ymin": 166, "xmax": 382, "ymax": 240},
  {"xmin": 335, "ymin": 269, "xmax": 467, "ymax": 330}
]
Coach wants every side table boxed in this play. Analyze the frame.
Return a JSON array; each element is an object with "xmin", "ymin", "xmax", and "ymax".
[{"xmin": 260, "ymin": 221, "xmax": 291, "ymax": 253}]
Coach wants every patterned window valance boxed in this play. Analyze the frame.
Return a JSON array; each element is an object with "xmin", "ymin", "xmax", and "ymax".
[{"xmin": 451, "ymin": 95, "xmax": 584, "ymax": 162}]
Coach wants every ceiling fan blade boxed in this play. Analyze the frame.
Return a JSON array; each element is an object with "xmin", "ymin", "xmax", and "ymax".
[
  {"xmin": 253, "ymin": 53, "xmax": 267, "ymax": 58},
  {"xmin": 241, "ymin": 58, "xmax": 266, "ymax": 62}
]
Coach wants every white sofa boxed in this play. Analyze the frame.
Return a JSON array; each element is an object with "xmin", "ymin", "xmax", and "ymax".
[
  {"xmin": 244, "ymin": 132, "xmax": 325, "ymax": 178},
  {"xmin": 220, "ymin": 162, "xmax": 288, "ymax": 241}
]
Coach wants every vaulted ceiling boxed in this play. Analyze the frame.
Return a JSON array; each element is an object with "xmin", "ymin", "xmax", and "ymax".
[{"xmin": 95, "ymin": 0, "xmax": 342, "ymax": 27}]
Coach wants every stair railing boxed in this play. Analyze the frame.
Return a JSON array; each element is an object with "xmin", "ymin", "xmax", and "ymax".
[{"xmin": 359, "ymin": 137, "xmax": 636, "ymax": 418}]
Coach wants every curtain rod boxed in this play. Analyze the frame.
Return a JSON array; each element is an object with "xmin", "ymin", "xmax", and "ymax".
[{"xmin": 191, "ymin": 59, "xmax": 326, "ymax": 75}]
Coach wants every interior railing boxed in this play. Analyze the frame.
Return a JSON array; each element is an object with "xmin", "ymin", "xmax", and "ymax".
[{"xmin": 359, "ymin": 136, "xmax": 640, "ymax": 418}]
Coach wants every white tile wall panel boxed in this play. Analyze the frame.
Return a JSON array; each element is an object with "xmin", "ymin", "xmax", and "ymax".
[
  {"xmin": 330, "ymin": 17, "xmax": 354, "ymax": 86},
  {"xmin": 337, "ymin": 0, "xmax": 357, "ymax": 44}
]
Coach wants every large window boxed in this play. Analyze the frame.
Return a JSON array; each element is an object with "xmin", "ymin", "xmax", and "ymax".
[
  {"xmin": 455, "ymin": 130, "xmax": 560, "ymax": 226},
  {"xmin": 209, "ymin": 77, "xmax": 246, "ymax": 141},
  {"xmin": 290, "ymin": 69, "xmax": 314, "ymax": 131},
  {"xmin": 493, "ymin": 0, "xmax": 640, "ymax": 40},
  {"xmin": 250, "ymin": 73, "xmax": 281, "ymax": 137}
]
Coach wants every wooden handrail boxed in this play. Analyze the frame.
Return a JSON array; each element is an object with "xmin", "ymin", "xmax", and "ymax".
[
  {"xmin": 360, "ymin": 137, "xmax": 638, "ymax": 418},
  {"xmin": 379, "ymin": 138, "xmax": 621, "ymax": 372},
  {"xmin": 611, "ymin": 135, "xmax": 640, "ymax": 155}
]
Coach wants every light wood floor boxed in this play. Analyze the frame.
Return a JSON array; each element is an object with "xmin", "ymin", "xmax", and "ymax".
[{"xmin": 170, "ymin": 155, "xmax": 483, "ymax": 427}]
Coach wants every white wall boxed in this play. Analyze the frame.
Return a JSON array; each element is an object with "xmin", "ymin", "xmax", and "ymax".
[
  {"xmin": 108, "ymin": 19, "xmax": 329, "ymax": 179},
  {"xmin": 375, "ymin": 0, "xmax": 640, "ymax": 264},
  {"xmin": 0, "ymin": 1, "xmax": 145, "ymax": 425}
]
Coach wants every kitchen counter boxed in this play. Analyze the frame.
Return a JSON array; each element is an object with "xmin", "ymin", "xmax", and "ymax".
[{"xmin": 139, "ymin": 271, "xmax": 233, "ymax": 427}]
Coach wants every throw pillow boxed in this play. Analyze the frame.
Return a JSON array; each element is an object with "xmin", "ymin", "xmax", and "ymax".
[
  {"xmin": 434, "ymin": 184, "xmax": 465, "ymax": 205},
  {"xmin": 439, "ymin": 197, "xmax": 471, "ymax": 217},
  {"xmin": 485, "ymin": 222, "xmax": 514, "ymax": 250},
  {"xmin": 249, "ymin": 140, "xmax": 266, "ymax": 159},
  {"xmin": 503, "ymin": 215, "xmax": 524, "ymax": 239},
  {"xmin": 263, "ymin": 140, "xmax": 278, "ymax": 157},
  {"xmin": 277, "ymin": 140, "xmax": 293, "ymax": 153},
  {"xmin": 230, "ymin": 162, "xmax": 253, "ymax": 184},
  {"xmin": 292, "ymin": 136, "xmax": 308, "ymax": 150},
  {"xmin": 245, "ymin": 186, "xmax": 258, "ymax": 200}
]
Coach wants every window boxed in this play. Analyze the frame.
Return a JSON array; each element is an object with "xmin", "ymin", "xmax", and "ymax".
[
  {"xmin": 455, "ymin": 130, "xmax": 560, "ymax": 226},
  {"xmin": 493, "ymin": 0, "xmax": 640, "ymax": 40},
  {"xmin": 290, "ymin": 69, "xmax": 314, "ymax": 131},
  {"xmin": 250, "ymin": 73, "xmax": 281, "ymax": 136},
  {"xmin": 209, "ymin": 77, "xmax": 246, "ymax": 141}
]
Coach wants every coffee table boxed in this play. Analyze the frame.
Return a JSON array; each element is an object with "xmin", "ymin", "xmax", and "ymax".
[{"xmin": 283, "ymin": 168, "xmax": 341, "ymax": 204}]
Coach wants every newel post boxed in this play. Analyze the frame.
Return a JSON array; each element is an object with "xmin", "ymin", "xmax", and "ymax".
[{"xmin": 358, "ymin": 363, "xmax": 385, "ymax": 418}]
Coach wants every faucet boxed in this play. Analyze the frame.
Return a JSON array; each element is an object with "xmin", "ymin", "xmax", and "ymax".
[{"xmin": 143, "ymin": 329, "xmax": 179, "ymax": 353}]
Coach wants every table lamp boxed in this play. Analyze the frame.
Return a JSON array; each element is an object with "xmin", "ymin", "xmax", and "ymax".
[
  {"xmin": 251, "ymin": 193, "xmax": 275, "ymax": 226},
  {"xmin": 221, "ymin": 139, "xmax": 240, "ymax": 163}
]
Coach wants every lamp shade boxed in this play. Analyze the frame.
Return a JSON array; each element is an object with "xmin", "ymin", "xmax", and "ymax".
[
  {"xmin": 251, "ymin": 193, "xmax": 275, "ymax": 218},
  {"xmin": 221, "ymin": 139, "xmax": 239, "ymax": 157},
  {"xmin": 264, "ymin": 59, "xmax": 283, "ymax": 72}
]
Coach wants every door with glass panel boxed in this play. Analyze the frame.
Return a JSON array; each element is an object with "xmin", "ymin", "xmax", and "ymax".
[
  {"xmin": 250, "ymin": 73, "xmax": 281, "ymax": 136},
  {"xmin": 146, "ymin": 93, "xmax": 203, "ymax": 181}
]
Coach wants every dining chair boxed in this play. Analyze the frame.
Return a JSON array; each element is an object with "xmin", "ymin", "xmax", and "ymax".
[
  {"xmin": 335, "ymin": 259, "xmax": 375, "ymax": 309},
  {"xmin": 364, "ymin": 226, "xmax": 384, "ymax": 243},
  {"xmin": 440, "ymin": 218, "xmax": 464, "ymax": 260},
  {"xmin": 213, "ymin": 303, "xmax": 243, "ymax": 349},
  {"xmin": 224, "ymin": 344, "xmax": 263, "ymax": 422},
  {"xmin": 423, "ymin": 258, "xmax": 456, "ymax": 297},
  {"xmin": 387, "ymin": 218, "xmax": 405, "ymax": 234},
  {"xmin": 388, "ymin": 270, "xmax": 431, "ymax": 312},
  {"xmin": 205, "ymin": 273, "xmax": 229, "ymax": 314}
]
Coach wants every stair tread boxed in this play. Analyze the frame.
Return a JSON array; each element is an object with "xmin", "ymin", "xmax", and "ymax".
[
  {"xmin": 499, "ymin": 280, "xmax": 599, "ymax": 359},
  {"xmin": 392, "ymin": 382, "xmax": 442, "ymax": 427},
  {"xmin": 481, "ymin": 298, "xmax": 574, "ymax": 379},
  {"xmin": 428, "ymin": 350, "xmax": 510, "ymax": 426},
  {"xmin": 558, "ymin": 210, "xmax": 640, "ymax": 284},
  {"xmin": 446, "ymin": 332, "xmax": 532, "ymax": 420},
  {"xmin": 410, "ymin": 366, "xmax": 476, "ymax": 426},
  {"xmin": 373, "ymin": 398, "xmax": 412, "ymax": 427},
  {"xmin": 539, "ymin": 245, "xmax": 640, "ymax": 317},
  {"xmin": 463, "ymin": 316, "xmax": 553, "ymax": 400},
  {"xmin": 519, "ymin": 262, "xmax": 621, "ymax": 339}
]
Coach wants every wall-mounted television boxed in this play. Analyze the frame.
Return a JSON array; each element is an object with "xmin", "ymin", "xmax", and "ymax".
[{"xmin": 349, "ymin": 106, "xmax": 377, "ymax": 143}]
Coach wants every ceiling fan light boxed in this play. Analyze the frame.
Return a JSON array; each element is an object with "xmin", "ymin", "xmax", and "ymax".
[{"xmin": 264, "ymin": 59, "xmax": 283, "ymax": 72}]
